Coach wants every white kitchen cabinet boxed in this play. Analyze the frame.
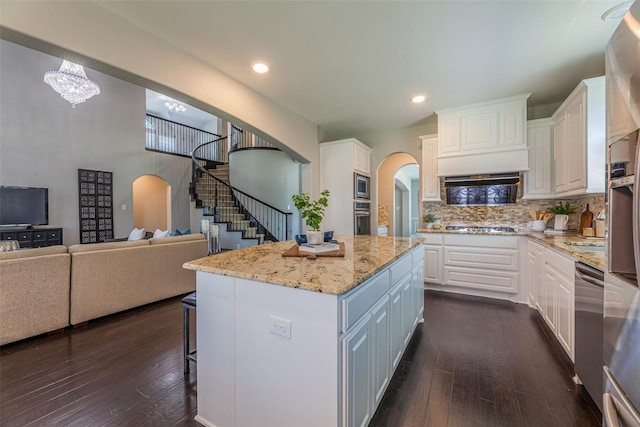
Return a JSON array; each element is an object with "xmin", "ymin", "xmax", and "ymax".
[
  {"xmin": 543, "ymin": 247, "xmax": 575, "ymax": 361},
  {"xmin": 526, "ymin": 240, "xmax": 545, "ymax": 311},
  {"xmin": 320, "ymin": 138, "xmax": 372, "ymax": 235},
  {"xmin": 418, "ymin": 233, "xmax": 443, "ymax": 284},
  {"xmin": 435, "ymin": 93, "xmax": 530, "ymax": 176},
  {"xmin": 411, "ymin": 247, "xmax": 425, "ymax": 327},
  {"xmin": 340, "ymin": 246, "xmax": 424, "ymax": 427},
  {"xmin": 523, "ymin": 118, "xmax": 554, "ymax": 199},
  {"xmin": 389, "ymin": 279, "xmax": 404, "ymax": 370},
  {"xmin": 353, "ymin": 143, "xmax": 371, "ymax": 176},
  {"xmin": 370, "ymin": 296, "xmax": 390, "ymax": 407},
  {"xmin": 343, "ymin": 315, "xmax": 373, "ymax": 427},
  {"xmin": 419, "ymin": 134, "xmax": 441, "ymax": 201},
  {"xmin": 552, "ymin": 76, "xmax": 605, "ymax": 197}
]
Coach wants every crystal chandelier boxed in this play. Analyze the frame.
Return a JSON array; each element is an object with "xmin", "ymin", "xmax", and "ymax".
[
  {"xmin": 43, "ymin": 60, "xmax": 101, "ymax": 107},
  {"xmin": 165, "ymin": 101, "xmax": 187, "ymax": 113}
]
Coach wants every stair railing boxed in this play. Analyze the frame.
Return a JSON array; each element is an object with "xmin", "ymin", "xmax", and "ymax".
[
  {"xmin": 230, "ymin": 124, "xmax": 279, "ymax": 152},
  {"xmin": 191, "ymin": 140, "xmax": 292, "ymax": 242},
  {"xmin": 146, "ymin": 114, "xmax": 226, "ymax": 162}
]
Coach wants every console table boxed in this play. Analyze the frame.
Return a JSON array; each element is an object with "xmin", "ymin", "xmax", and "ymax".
[{"xmin": 0, "ymin": 227, "xmax": 63, "ymax": 248}]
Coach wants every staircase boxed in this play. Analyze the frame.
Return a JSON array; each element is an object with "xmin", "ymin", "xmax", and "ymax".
[{"xmin": 193, "ymin": 164, "xmax": 265, "ymax": 243}]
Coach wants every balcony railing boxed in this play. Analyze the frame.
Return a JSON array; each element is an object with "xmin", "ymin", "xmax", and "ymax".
[{"xmin": 146, "ymin": 114, "xmax": 226, "ymax": 163}]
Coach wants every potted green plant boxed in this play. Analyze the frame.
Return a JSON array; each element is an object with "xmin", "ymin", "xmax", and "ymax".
[
  {"xmin": 291, "ymin": 189, "xmax": 330, "ymax": 244},
  {"xmin": 547, "ymin": 202, "xmax": 576, "ymax": 230},
  {"xmin": 423, "ymin": 213, "xmax": 438, "ymax": 229}
]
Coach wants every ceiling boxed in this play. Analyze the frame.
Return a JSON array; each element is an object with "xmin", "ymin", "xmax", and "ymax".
[{"xmin": 97, "ymin": 1, "xmax": 625, "ymax": 141}]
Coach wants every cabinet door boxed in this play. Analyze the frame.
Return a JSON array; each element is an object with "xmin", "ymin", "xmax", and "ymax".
[
  {"xmin": 527, "ymin": 250, "xmax": 538, "ymax": 308},
  {"xmin": 371, "ymin": 297, "xmax": 390, "ymax": 406},
  {"xmin": 565, "ymin": 94, "xmax": 586, "ymax": 191},
  {"xmin": 401, "ymin": 274, "xmax": 413, "ymax": 347},
  {"xmin": 555, "ymin": 271, "xmax": 574, "ymax": 361},
  {"xmin": 525, "ymin": 120, "xmax": 554, "ymax": 198},
  {"xmin": 424, "ymin": 246, "xmax": 443, "ymax": 284},
  {"xmin": 353, "ymin": 144, "xmax": 370, "ymax": 175},
  {"xmin": 421, "ymin": 135, "xmax": 441, "ymax": 201},
  {"xmin": 342, "ymin": 316, "xmax": 373, "ymax": 427},
  {"xmin": 553, "ymin": 116, "xmax": 567, "ymax": 194},
  {"xmin": 461, "ymin": 112, "xmax": 498, "ymax": 151},
  {"xmin": 543, "ymin": 269, "xmax": 557, "ymax": 333},
  {"xmin": 412, "ymin": 264, "xmax": 424, "ymax": 325},
  {"xmin": 389, "ymin": 281, "xmax": 404, "ymax": 370},
  {"xmin": 438, "ymin": 117, "xmax": 460, "ymax": 154}
]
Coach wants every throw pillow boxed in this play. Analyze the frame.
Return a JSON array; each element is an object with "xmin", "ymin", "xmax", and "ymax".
[
  {"xmin": 153, "ymin": 228, "xmax": 170, "ymax": 238},
  {"xmin": 181, "ymin": 228, "xmax": 191, "ymax": 235},
  {"xmin": 170, "ymin": 229, "xmax": 182, "ymax": 237},
  {"xmin": 128, "ymin": 227, "xmax": 146, "ymax": 241}
]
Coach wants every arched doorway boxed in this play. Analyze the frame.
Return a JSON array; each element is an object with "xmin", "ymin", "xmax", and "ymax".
[
  {"xmin": 132, "ymin": 175, "xmax": 171, "ymax": 232},
  {"xmin": 377, "ymin": 153, "xmax": 419, "ymax": 237}
]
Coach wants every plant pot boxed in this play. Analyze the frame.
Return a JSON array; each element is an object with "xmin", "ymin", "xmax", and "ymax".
[
  {"xmin": 426, "ymin": 222, "xmax": 434, "ymax": 229},
  {"xmin": 554, "ymin": 214, "xmax": 569, "ymax": 230},
  {"xmin": 307, "ymin": 230, "xmax": 324, "ymax": 245}
]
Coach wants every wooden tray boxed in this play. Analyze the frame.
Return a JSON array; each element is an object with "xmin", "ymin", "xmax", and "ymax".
[{"xmin": 282, "ymin": 242, "xmax": 345, "ymax": 258}]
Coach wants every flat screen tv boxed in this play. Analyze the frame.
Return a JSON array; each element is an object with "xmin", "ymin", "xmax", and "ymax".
[{"xmin": 0, "ymin": 186, "xmax": 49, "ymax": 227}]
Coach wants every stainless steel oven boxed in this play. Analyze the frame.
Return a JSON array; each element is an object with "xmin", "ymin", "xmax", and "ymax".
[
  {"xmin": 354, "ymin": 173, "xmax": 370, "ymax": 200},
  {"xmin": 354, "ymin": 202, "xmax": 371, "ymax": 235}
]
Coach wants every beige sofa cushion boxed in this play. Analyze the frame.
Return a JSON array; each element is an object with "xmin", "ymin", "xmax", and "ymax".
[
  {"xmin": 0, "ymin": 248, "xmax": 71, "ymax": 345},
  {"xmin": 0, "ymin": 245, "xmax": 67, "ymax": 260},
  {"xmin": 148, "ymin": 233, "xmax": 206, "ymax": 245},
  {"xmin": 68, "ymin": 240, "xmax": 149, "ymax": 253}
]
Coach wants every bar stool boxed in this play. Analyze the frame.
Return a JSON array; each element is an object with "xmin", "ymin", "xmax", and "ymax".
[{"xmin": 182, "ymin": 292, "xmax": 197, "ymax": 374}]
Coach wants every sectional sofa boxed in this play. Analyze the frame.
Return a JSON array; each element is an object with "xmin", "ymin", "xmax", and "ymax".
[{"xmin": 0, "ymin": 233, "xmax": 208, "ymax": 345}]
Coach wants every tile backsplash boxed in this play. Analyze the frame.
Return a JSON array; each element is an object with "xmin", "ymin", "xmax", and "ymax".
[{"xmin": 421, "ymin": 182, "xmax": 605, "ymax": 231}]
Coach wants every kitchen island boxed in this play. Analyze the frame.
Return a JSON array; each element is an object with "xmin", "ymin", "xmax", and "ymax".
[{"xmin": 183, "ymin": 235, "xmax": 424, "ymax": 427}]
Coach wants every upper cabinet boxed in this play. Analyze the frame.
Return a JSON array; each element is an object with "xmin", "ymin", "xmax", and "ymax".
[
  {"xmin": 552, "ymin": 77, "xmax": 606, "ymax": 197},
  {"xmin": 419, "ymin": 134, "xmax": 441, "ymax": 201},
  {"xmin": 320, "ymin": 138, "xmax": 371, "ymax": 235},
  {"xmin": 523, "ymin": 118, "xmax": 554, "ymax": 199},
  {"xmin": 353, "ymin": 143, "xmax": 371, "ymax": 176},
  {"xmin": 435, "ymin": 94, "xmax": 531, "ymax": 176}
]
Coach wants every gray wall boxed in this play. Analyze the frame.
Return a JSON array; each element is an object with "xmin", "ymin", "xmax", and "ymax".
[
  {"xmin": 229, "ymin": 149, "xmax": 301, "ymax": 236},
  {"xmin": 0, "ymin": 40, "xmax": 193, "ymax": 244}
]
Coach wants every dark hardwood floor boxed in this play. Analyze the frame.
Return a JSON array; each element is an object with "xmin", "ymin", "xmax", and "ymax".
[
  {"xmin": 0, "ymin": 290, "xmax": 601, "ymax": 426},
  {"xmin": 370, "ymin": 291, "xmax": 602, "ymax": 427}
]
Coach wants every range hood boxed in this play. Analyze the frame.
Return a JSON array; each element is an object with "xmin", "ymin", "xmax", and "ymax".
[
  {"xmin": 444, "ymin": 173, "xmax": 520, "ymax": 205},
  {"xmin": 437, "ymin": 147, "xmax": 529, "ymax": 177}
]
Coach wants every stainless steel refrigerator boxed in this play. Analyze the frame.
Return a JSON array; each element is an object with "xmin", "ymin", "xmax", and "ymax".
[{"xmin": 604, "ymin": 2, "xmax": 640, "ymax": 425}]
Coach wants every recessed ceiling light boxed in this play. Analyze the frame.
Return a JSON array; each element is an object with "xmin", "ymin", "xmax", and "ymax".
[
  {"xmin": 411, "ymin": 95, "xmax": 426, "ymax": 104},
  {"xmin": 601, "ymin": 1, "xmax": 632, "ymax": 21},
  {"xmin": 252, "ymin": 62, "xmax": 269, "ymax": 73}
]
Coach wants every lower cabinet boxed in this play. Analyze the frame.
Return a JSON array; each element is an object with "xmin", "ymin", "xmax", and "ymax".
[
  {"xmin": 527, "ymin": 240, "xmax": 545, "ymax": 311},
  {"xmin": 542, "ymin": 248, "xmax": 575, "ymax": 361},
  {"xmin": 341, "ymin": 246, "xmax": 424, "ymax": 427},
  {"xmin": 343, "ymin": 315, "xmax": 374, "ymax": 427}
]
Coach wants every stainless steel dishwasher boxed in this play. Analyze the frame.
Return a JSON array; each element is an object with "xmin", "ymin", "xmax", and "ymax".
[{"xmin": 575, "ymin": 261, "xmax": 605, "ymax": 413}]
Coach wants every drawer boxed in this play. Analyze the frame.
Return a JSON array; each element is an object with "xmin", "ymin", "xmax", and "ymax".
[
  {"xmin": 444, "ymin": 247, "xmax": 519, "ymax": 271},
  {"xmin": 412, "ymin": 246, "xmax": 424, "ymax": 267},
  {"xmin": 419, "ymin": 233, "xmax": 443, "ymax": 245},
  {"xmin": 444, "ymin": 234, "xmax": 520, "ymax": 249},
  {"xmin": 32, "ymin": 231, "xmax": 46, "ymax": 241},
  {"xmin": 47, "ymin": 230, "xmax": 61, "ymax": 240},
  {"xmin": 444, "ymin": 266, "xmax": 519, "ymax": 294},
  {"xmin": 18, "ymin": 232, "xmax": 32, "ymax": 242},
  {"xmin": 1, "ymin": 232, "xmax": 18, "ymax": 241},
  {"xmin": 545, "ymin": 247, "xmax": 575, "ymax": 278},
  {"xmin": 390, "ymin": 254, "xmax": 412, "ymax": 284},
  {"xmin": 341, "ymin": 269, "xmax": 390, "ymax": 333}
]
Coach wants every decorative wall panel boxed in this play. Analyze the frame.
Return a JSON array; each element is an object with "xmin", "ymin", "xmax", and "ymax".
[{"xmin": 78, "ymin": 169, "xmax": 113, "ymax": 243}]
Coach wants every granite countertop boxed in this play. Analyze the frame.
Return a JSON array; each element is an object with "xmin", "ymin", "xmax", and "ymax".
[
  {"xmin": 416, "ymin": 228, "xmax": 605, "ymax": 270},
  {"xmin": 183, "ymin": 235, "xmax": 422, "ymax": 295}
]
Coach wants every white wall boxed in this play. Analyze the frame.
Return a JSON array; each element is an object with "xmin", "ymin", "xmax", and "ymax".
[
  {"xmin": 0, "ymin": 40, "xmax": 193, "ymax": 244},
  {"xmin": 0, "ymin": 1, "xmax": 320, "ymax": 198},
  {"xmin": 229, "ymin": 149, "xmax": 301, "ymax": 236}
]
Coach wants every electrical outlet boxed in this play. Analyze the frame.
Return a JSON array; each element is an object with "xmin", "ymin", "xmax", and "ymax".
[{"xmin": 269, "ymin": 315, "xmax": 292, "ymax": 339}]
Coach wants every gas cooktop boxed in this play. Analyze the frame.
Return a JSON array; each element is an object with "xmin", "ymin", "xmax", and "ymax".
[{"xmin": 445, "ymin": 226, "xmax": 516, "ymax": 233}]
